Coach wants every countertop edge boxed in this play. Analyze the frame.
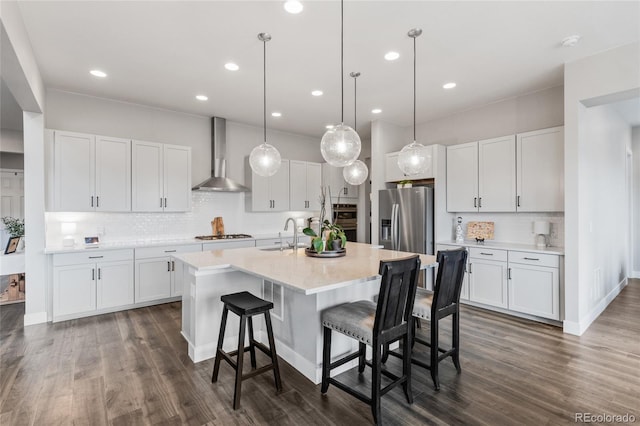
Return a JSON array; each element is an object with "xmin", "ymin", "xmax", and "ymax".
[{"xmin": 436, "ymin": 240, "xmax": 564, "ymax": 255}]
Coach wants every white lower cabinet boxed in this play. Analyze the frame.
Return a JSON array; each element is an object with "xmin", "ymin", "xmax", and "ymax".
[
  {"xmin": 135, "ymin": 244, "xmax": 202, "ymax": 303},
  {"xmin": 52, "ymin": 249, "xmax": 133, "ymax": 321},
  {"xmin": 469, "ymin": 258, "xmax": 508, "ymax": 309},
  {"xmin": 507, "ymin": 252, "xmax": 560, "ymax": 320}
]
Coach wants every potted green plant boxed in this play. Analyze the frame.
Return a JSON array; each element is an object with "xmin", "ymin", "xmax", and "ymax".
[
  {"xmin": 397, "ymin": 179, "xmax": 412, "ymax": 188},
  {"xmin": 303, "ymin": 220, "xmax": 347, "ymax": 253},
  {"xmin": 2, "ymin": 217, "xmax": 24, "ymax": 238}
]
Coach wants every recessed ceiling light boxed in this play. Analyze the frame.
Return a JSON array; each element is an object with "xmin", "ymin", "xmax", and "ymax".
[
  {"xmin": 271, "ymin": 112, "xmax": 282, "ymax": 117},
  {"xmin": 89, "ymin": 69, "xmax": 107, "ymax": 78},
  {"xmin": 325, "ymin": 124, "xmax": 334, "ymax": 129},
  {"xmin": 443, "ymin": 82, "xmax": 457, "ymax": 89},
  {"xmin": 561, "ymin": 35, "xmax": 581, "ymax": 47},
  {"xmin": 371, "ymin": 108, "xmax": 382, "ymax": 114},
  {"xmin": 284, "ymin": 1, "xmax": 303, "ymax": 14},
  {"xmin": 224, "ymin": 62, "xmax": 239, "ymax": 71},
  {"xmin": 311, "ymin": 90, "xmax": 323, "ymax": 96},
  {"xmin": 195, "ymin": 95, "xmax": 208, "ymax": 101},
  {"xmin": 384, "ymin": 52, "xmax": 400, "ymax": 61}
]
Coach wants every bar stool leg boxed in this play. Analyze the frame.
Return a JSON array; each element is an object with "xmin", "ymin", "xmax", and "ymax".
[
  {"xmin": 247, "ymin": 316, "xmax": 257, "ymax": 369},
  {"xmin": 212, "ymin": 306, "xmax": 229, "ymax": 383},
  {"xmin": 452, "ymin": 311, "xmax": 461, "ymax": 373},
  {"xmin": 402, "ymin": 332, "xmax": 413, "ymax": 404},
  {"xmin": 430, "ymin": 317, "xmax": 440, "ymax": 391},
  {"xmin": 321, "ymin": 327, "xmax": 331, "ymax": 394},
  {"xmin": 264, "ymin": 311, "xmax": 282, "ymax": 392},
  {"xmin": 358, "ymin": 342, "xmax": 366, "ymax": 373},
  {"xmin": 371, "ymin": 342, "xmax": 382, "ymax": 425},
  {"xmin": 233, "ymin": 314, "xmax": 247, "ymax": 410}
]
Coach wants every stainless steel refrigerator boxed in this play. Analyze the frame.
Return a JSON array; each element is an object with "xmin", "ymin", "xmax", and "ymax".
[{"xmin": 379, "ymin": 186, "xmax": 434, "ymax": 287}]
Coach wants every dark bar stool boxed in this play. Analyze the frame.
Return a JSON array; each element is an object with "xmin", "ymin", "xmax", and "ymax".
[{"xmin": 211, "ymin": 291, "xmax": 282, "ymax": 410}]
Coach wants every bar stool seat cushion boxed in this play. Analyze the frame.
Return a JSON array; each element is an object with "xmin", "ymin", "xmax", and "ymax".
[
  {"xmin": 221, "ymin": 291, "xmax": 273, "ymax": 315},
  {"xmin": 412, "ymin": 288, "xmax": 433, "ymax": 320},
  {"xmin": 321, "ymin": 300, "xmax": 376, "ymax": 345}
]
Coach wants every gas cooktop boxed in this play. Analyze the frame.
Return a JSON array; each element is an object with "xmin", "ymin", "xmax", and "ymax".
[{"xmin": 195, "ymin": 234, "xmax": 253, "ymax": 240}]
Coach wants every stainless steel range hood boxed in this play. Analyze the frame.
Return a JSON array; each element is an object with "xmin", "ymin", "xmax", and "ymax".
[{"xmin": 192, "ymin": 117, "xmax": 249, "ymax": 192}]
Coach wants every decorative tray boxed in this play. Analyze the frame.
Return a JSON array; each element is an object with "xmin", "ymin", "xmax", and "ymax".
[{"xmin": 304, "ymin": 248, "xmax": 346, "ymax": 258}]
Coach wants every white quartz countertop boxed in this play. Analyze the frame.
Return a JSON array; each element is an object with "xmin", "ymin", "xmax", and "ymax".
[
  {"xmin": 437, "ymin": 240, "xmax": 564, "ymax": 255},
  {"xmin": 175, "ymin": 242, "xmax": 437, "ymax": 295},
  {"xmin": 43, "ymin": 233, "xmax": 297, "ymax": 254}
]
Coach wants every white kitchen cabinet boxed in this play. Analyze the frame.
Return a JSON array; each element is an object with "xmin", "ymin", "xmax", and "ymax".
[
  {"xmin": 322, "ymin": 163, "xmax": 358, "ymax": 200},
  {"xmin": 202, "ymin": 240, "xmax": 256, "ymax": 251},
  {"xmin": 516, "ymin": 126, "xmax": 564, "ymax": 212},
  {"xmin": 134, "ymin": 244, "xmax": 202, "ymax": 302},
  {"xmin": 249, "ymin": 159, "xmax": 290, "ymax": 211},
  {"xmin": 290, "ymin": 160, "xmax": 322, "ymax": 211},
  {"xmin": 507, "ymin": 251, "xmax": 560, "ymax": 320},
  {"xmin": 468, "ymin": 248, "xmax": 508, "ymax": 308},
  {"xmin": 52, "ymin": 130, "xmax": 131, "ymax": 212},
  {"xmin": 132, "ymin": 141, "xmax": 191, "ymax": 212},
  {"xmin": 478, "ymin": 135, "xmax": 516, "ymax": 211},
  {"xmin": 52, "ymin": 249, "xmax": 134, "ymax": 321},
  {"xmin": 446, "ymin": 142, "xmax": 478, "ymax": 212},
  {"xmin": 384, "ymin": 146, "xmax": 434, "ymax": 183},
  {"xmin": 447, "ymin": 136, "xmax": 515, "ymax": 212}
]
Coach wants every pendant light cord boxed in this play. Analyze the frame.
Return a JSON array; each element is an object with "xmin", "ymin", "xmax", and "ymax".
[
  {"xmin": 263, "ymin": 38, "xmax": 267, "ymax": 143},
  {"xmin": 413, "ymin": 34, "xmax": 416, "ymax": 142},
  {"xmin": 341, "ymin": 0, "xmax": 344, "ymax": 124},
  {"xmin": 354, "ymin": 74, "xmax": 357, "ymax": 129}
]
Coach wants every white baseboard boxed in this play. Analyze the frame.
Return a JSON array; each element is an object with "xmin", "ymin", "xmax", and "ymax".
[
  {"xmin": 630, "ymin": 271, "xmax": 640, "ymax": 279},
  {"xmin": 563, "ymin": 277, "xmax": 628, "ymax": 336},
  {"xmin": 23, "ymin": 311, "xmax": 47, "ymax": 326}
]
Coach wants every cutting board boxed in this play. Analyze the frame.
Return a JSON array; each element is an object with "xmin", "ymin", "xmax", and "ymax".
[
  {"xmin": 467, "ymin": 221, "xmax": 494, "ymax": 241},
  {"xmin": 211, "ymin": 217, "xmax": 225, "ymax": 236}
]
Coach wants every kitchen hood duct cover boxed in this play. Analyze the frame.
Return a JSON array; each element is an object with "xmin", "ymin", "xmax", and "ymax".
[{"xmin": 192, "ymin": 117, "xmax": 249, "ymax": 192}]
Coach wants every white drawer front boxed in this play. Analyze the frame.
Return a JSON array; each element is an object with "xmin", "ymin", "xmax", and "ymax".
[
  {"xmin": 53, "ymin": 249, "xmax": 133, "ymax": 266},
  {"xmin": 508, "ymin": 251, "xmax": 559, "ymax": 268},
  {"xmin": 135, "ymin": 244, "xmax": 202, "ymax": 259},
  {"xmin": 468, "ymin": 247, "xmax": 507, "ymax": 262}
]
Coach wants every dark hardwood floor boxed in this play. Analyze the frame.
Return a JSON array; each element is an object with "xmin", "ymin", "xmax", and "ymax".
[{"xmin": 1, "ymin": 279, "xmax": 639, "ymax": 425}]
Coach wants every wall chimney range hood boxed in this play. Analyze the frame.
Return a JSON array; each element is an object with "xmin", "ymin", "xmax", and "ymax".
[{"xmin": 192, "ymin": 117, "xmax": 249, "ymax": 192}]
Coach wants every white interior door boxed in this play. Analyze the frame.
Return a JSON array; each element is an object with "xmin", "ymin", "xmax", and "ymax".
[{"xmin": 0, "ymin": 170, "xmax": 24, "ymax": 219}]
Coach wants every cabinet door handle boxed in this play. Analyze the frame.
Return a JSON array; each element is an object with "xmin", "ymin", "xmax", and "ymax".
[
  {"xmin": 480, "ymin": 252, "xmax": 493, "ymax": 256},
  {"xmin": 98, "ymin": 268, "xmax": 101, "ymax": 280},
  {"xmin": 523, "ymin": 257, "xmax": 540, "ymax": 261},
  {"xmin": 517, "ymin": 195, "xmax": 521, "ymax": 207},
  {"xmin": 272, "ymin": 200, "xmax": 275, "ymax": 209},
  {"xmin": 344, "ymin": 187, "xmax": 348, "ymax": 195},
  {"xmin": 473, "ymin": 197, "xmax": 477, "ymax": 208},
  {"xmin": 478, "ymin": 197, "xmax": 482, "ymax": 208},
  {"xmin": 91, "ymin": 196, "xmax": 94, "ymax": 207},
  {"xmin": 164, "ymin": 198, "xmax": 167, "ymax": 208},
  {"xmin": 92, "ymin": 269, "xmax": 95, "ymax": 281},
  {"xmin": 89, "ymin": 255, "xmax": 104, "ymax": 259},
  {"xmin": 164, "ymin": 250, "xmax": 177, "ymax": 253},
  {"xmin": 172, "ymin": 261, "xmax": 175, "ymax": 272},
  {"xmin": 96, "ymin": 196, "xmax": 99, "ymax": 207},
  {"xmin": 167, "ymin": 261, "xmax": 171, "ymax": 272},
  {"xmin": 468, "ymin": 263, "xmax": 472, "ymax": 274},
  {"xmin": 508, "ymin": 268, "xmax": 512, "ymax": 280}
]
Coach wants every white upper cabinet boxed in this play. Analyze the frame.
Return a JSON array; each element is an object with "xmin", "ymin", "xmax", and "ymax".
[
  {"xmin": 132, "ymin": 141, "xmax": 191, "ymax": 212},
  {"xmin": 52, "ymin": 130, "xmax": 131, "ymax": 212},
  {"xmin": 322, "ymin": 163, "xmax": 359, "ymax": 200},
  {"xmin": 384, "ymin": 145, "xmax": 434, "ymax": 182},
  {"xmin": 290, "ymin": 160, "xmax": 322, "ymax": 211},
  {"xmin": 249, "ymin": 159, "xmax": 290, "ymax": 212},
  {"xmin": 478, "ymin": 135, "xmax": 516, "ymax": 212},
  {"xmin": 446, "ymin": 142, "xmax": 478, "ymax": 212},
  {"xmin": 516, "ymin": 126, "xmax": 564, "ymax": 212}
]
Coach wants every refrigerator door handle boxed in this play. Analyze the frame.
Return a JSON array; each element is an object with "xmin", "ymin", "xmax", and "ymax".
[{"xmin": 390, "ymin": 204, "xmax": 397, "ymax": 250}]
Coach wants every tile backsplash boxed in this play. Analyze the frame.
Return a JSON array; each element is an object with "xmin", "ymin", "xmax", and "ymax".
[
  {"xmin": 448, "ymin": 212, "xmax": 564, "ymax": 247},
  {"xmin": 46, "ymin": 192, "xmax": 313, "ymax": 246}
]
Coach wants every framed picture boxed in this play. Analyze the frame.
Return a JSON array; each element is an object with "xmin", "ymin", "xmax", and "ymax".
[
  {"xmin": 5, "ymin": 237, "xmax": 20, "ymax": 254},
  {"xmin": 84, "ymin": 236, "xmax": 99, "ymax": 245}
]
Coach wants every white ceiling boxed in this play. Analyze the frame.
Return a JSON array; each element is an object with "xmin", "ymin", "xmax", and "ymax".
[
  {"xmin": 17, "ymin": 1, "xmax": 640, "ymax": 139},
  {"xmin": 611, "ymin": 97, "xmax": 640, "ymax": 127}
]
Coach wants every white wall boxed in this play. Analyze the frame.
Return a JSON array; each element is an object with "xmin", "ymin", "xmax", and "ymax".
[
  {"xmin": 564, "ymin": 42, "xmax": 640, "ymax": 335},
  {"xmin": 632, "ymin": 126, "xmax": 640, "ymax": 276},
  {"xmin": 579, "ymin": 104, "xmax": 631, "ymax": 315},
  {"xmin": 0, "ymin": 128, "xmax": 23, "ymax": 152}
]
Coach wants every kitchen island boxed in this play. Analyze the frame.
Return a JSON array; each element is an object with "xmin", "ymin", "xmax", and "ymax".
[{"xmin": 175, "ymin": 242, "xmax": 436, "ymax": 384}]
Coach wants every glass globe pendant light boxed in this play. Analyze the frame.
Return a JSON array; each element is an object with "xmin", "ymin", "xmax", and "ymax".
[
  {"xmin": 397, "ymin": 28, "xmax": 430, "ymax": 176},
  {"xmin": 343, "ymin": 71, "xmax": 368, "ymax": 186},
  {"xmin": 249, "ymin": 33, "xmax": 281, "ymax": 177},
  {"xmin": 320, "ymin": 0, "xmax": 361, "ymax": 168}
]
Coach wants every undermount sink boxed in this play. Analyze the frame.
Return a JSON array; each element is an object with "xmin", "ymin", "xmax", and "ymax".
[{"xmin": 259, "ymin": 243, "xmax": 307, "ymax": 252}]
